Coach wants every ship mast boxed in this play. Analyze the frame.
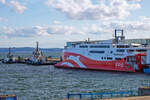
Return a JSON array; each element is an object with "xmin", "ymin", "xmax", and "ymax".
[
  {"xmin": 33, "ymin": 41, "xmax": 43, "ymax": 57},
  {"xmin": 7, "ymin": 47, "xmax": 11, "ymax": 58},
  {"xmin": 36, "ymin": 41, "xmax": 39, "ymax": 52},
  {"xmin": 115, "ymin": 29, "xmax": 125, "ymax": 44}
]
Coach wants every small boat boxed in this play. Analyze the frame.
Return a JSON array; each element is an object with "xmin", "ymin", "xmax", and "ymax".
[
  {"xmin": 26, "ymin": 42, "xmax": 61, "ymax": 65},
  {"xmin": 2, "ymin": 48, "xmax": 16, "ymax": 64},
  {"xmin": 26, "ymin": 42, "xmax": 46, "ymax": 65},
  {"xmin": 0, "ymin": 94, "xmax": 17, "ymax": 100}
]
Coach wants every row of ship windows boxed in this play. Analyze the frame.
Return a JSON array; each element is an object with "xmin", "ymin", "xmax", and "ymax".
[
  {"xmin": 88, "ymin": 49, "xmax": 146, "ymax": 54},
  {"xmin": 80, "ymin": 45, "xmax": 110, "ymax": 48},
  {"xmin": 89, "ymin": 50, "xmax": 119, "ymax": 54},
  {"xmin": 101, "ymin": 57, "xmax": 122, "ymax": 60},
  {"xmin": 101, "ymin": 57, "xmax": 113, "ymax": 60},
  {"xmin": 79, "ymin": 45, "xmax": 146, "ymax": 52},
  {"xmin": 80, "ymin": 45, "xmax": 129, "ymax": 48}
]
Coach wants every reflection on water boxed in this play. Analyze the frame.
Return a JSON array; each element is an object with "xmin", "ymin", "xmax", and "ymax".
[{"xmin": 0, "ymin": 63, "xmax": 150, "ymax": 100}]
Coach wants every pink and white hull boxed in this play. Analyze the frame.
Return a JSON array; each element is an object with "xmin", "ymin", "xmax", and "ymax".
[{"xmin": 55, "ymin": 30, "xmax": 150, "ymax": 72}]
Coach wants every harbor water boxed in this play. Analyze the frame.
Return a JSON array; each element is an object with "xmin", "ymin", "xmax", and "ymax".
[{"xmin": 0, "ymin": 63, "xmax": 150, "ymax": 100}]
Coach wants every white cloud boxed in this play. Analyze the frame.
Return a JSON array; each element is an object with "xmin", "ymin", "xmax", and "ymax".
[
  {"xmin": 0, "ymin": 17, "xmax": 8, "ymax": 22},
  {"xmin": 0, "ymin": 0, "xmax": 27, "ymax": 14},
  {"xmin": 0, "ymin": 24, "xmax": 83, "ymax": 38},
  {"xmin": 108, "ymin": 16, "xmax": 150, "ymax": 32},
  {"xmin": 0, "ymin": 22, "xmax": 86, "ymax": 38},
  {"xmin": 9, "ymin": 0, "xmax": 27, "ymax": 13},
  {"xmin": 0, "ymin": 26, "xmax": 49, "ymax": 37},
  {"xmin": 53, "ymin": 20, "xmax": 61, "ymax": 25},
  {"xmin": 47, "ymin": 24, "xmax": 84, "ymax": 35},
  {"xmin": 127, "ymin": 0, "xmax": 143, "ymax": 2},
  {"xmin": 46, "ymin": 0, "xmax": 141, "ymax": 20},
  {"xmin": 0, "ymin": 0, "xmax": 5, "ymax": 4},
  {"xmin": 1, "ymin": 16, "xmax": 150, "ymax": 39}
]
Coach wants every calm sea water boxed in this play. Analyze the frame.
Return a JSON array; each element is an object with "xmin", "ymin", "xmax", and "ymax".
[{"xmin": 0, "ymin": 63, "xmax": 150, "ymax": 100}]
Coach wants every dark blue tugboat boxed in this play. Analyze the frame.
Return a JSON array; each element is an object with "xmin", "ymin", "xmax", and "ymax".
[
  {"xmin": 0, "ymin": 94, "xmax": 17, "ymax": 100},
  {"xmin": 2, "ymin": 48, "xmax": 16, "ymax": 64}
]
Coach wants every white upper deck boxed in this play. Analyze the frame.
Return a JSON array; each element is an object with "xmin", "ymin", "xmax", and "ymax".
[{"xmin": 63, "ymin": 30, "xmax": 150, "ymax": 61}]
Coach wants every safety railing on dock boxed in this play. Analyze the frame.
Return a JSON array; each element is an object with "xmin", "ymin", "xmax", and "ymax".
[{"xmin": 67, "ymin": 91, "xmax": 134, "ymax": 99}]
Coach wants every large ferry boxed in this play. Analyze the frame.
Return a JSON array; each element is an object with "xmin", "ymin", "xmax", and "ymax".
[{"xmin": 55, "ymin": 29, "xmax": 150, "ymax": 72}]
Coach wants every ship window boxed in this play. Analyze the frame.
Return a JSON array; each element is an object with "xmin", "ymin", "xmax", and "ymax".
[
  {"xmin": 117, "ymin": 45, "xmax": 129, "ymax": 48},
  {"xmin": 90, "ymin": 45, "xmax": 110, "ymax": 48},
  {"xmin": 72, "ymin": 44, "xmax": 76, "ymax": 48},
  {"xmin": 80, "ymin": 45, "xmax": 88, "ymax": 48},
  {"xmin": 107, "ymin": 57, "xmax": 112, "ymax": 60},
  {"xmin": 110, "ymin": 51, "xmax": 113, "ymax": 54},
  {"xmin": 115, "ymin": 58, "xmax": 122, "ymax": 60},
  {"xmin": 136, "ymin": 49, "xmax": 146, "ymax": 52},
  {"xmin": 90, "ymin": 51, "xmax": 105, "ymax": 53},
  {"xmin": 127, "ymin": 56, "xmax": 136, "ymax": 62},
  {"xmin": 64, "ymin": 46, "xmax": 68, "ymax": 49},
  {"xmin": 116, "ymin": 49, "xmax": 125, "ymax": 52},
  {"xmin": 127, "ymin": 49, "xmax": 134, "ymax": 52}
]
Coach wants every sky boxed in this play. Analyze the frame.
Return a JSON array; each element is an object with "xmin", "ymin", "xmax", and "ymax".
[{"xmin": 0, "ymin": 0, "xmax": 150, "ymax": 48}]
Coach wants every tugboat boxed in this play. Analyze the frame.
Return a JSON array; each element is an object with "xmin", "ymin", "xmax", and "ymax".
[
  {"xmin": 2, "ymin": 48, "xmax": 16, "ymax": 64},
  {"xmin": 26, "ymin": 42, "xmax": 46, "ymax": 65},
  {"xmin": 26, "ymin": 42, "xmax": 61, "ymax": 65},
  {"xmin": 0, "ymin": 94, "xmax": 17, "ymax": 100}
]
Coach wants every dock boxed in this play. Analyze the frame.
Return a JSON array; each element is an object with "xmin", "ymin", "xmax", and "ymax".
[
  {"xmin": 1, "ymin": 42, "xmax": 61, "ymax": 65},
  {"xmin": 0, "ymin": 94, "xmax": 17, "ymax": 100},
  {"xmin": 62, "ymin": 96, "xmax": 150, "ymax": 100},
  {"xmin": 64, "ymin": 87, "xmax": 150, "ymax": 100}
]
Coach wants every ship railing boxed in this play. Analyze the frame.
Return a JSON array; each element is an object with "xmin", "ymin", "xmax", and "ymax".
[{"xmin": 67, "ymin": 91, "xmax": 134, "ymax": 99}]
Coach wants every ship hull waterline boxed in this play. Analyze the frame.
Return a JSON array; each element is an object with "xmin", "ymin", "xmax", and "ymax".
[{"xmin": 54, "ymin": 52, "xmax": 136, "ymax": 72}]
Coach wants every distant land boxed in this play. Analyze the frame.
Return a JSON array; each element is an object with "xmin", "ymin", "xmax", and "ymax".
[{"xmin": 0, "ymin": 47, "xmax": 63, "ymax": 53}]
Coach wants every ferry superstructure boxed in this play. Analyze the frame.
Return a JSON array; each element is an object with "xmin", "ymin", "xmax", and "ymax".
[{"xmin": 55, "ymin": 30, "xmax": 150, "ymax": 72}]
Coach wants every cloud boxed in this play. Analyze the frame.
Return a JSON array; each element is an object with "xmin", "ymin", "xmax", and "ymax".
[
  {"xmin": 108, "ymin": 16, "xmax": 150, "ymax": 32},
  {"xmin": 53, "ymin": 20, "xmax": 61, "ymax": 25},
  {"xmin": 47, "ymin": 24, "xmax": 84, "ymax": 35},
  {"xmin": 9, "ymin": 0, "xmax": 27, "ymax": 13},
  {"xmin": 0, "ymin": 0, "xmax": 5, "ymax": 4},
  {"xmin": 0, "ymin": 0, "xmax": 27, "ymax": 13},
  {"xmin": 0, "ymin": 24, "xmax": 83, "ymax": 38},
  {"xmin": 0, "ymin": 17, "xmax": 8, "ymax": 22},
  {"xmin": 46, "ymin": 0, "xmax": 141, "ymax": 20},
  {"xmin": 0, "ymin": 26, "xmax": 50, "ymax": 37},
  {"xmin": 127, "ymin": 0, "xmax": 143, "ymax": 2},
  {"xmin": 1, "ymin": 16, "xmax": 150, "ymax": 38}
]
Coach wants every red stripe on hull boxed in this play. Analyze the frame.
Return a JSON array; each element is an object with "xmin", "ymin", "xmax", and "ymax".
[
  {"xmin": 55, "ymin": 52, "xmax": 135, "ymax": 72},
  {"xmin": 55, "ymin": 65, "xmax": 135, "ymax": 72}
]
